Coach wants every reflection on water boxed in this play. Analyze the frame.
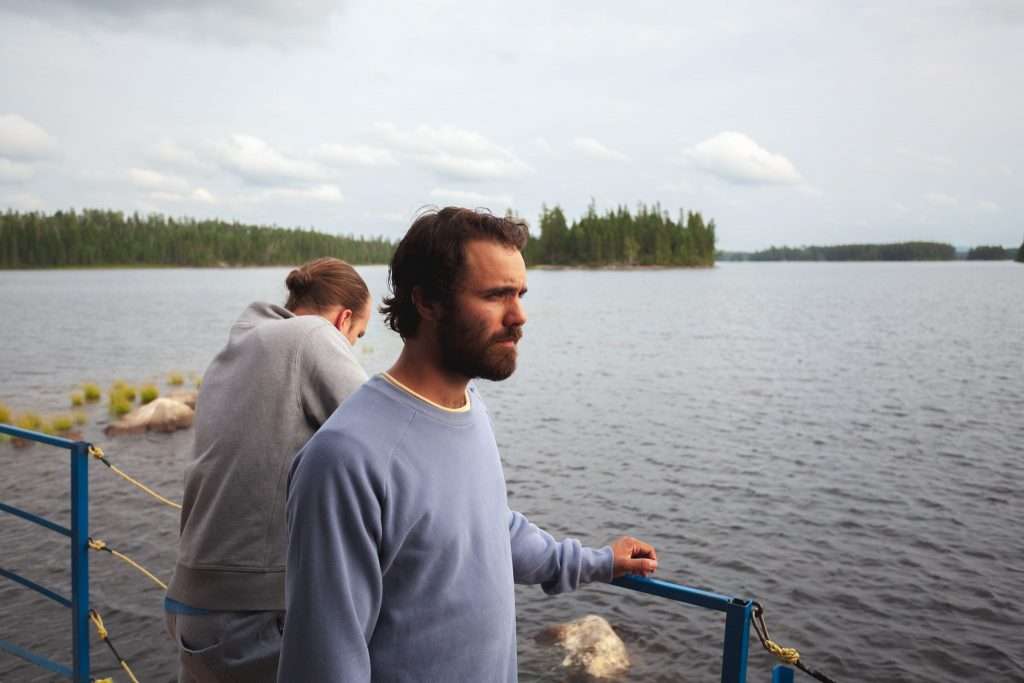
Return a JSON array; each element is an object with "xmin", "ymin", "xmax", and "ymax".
[{"xmin": 2, "ymin": 263, "xmax": 1023, "ymax": 682}]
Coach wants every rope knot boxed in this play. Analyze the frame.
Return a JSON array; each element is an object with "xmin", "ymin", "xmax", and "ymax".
[
  {"xmin": 766, "ymin": 639, "xmax": 801, "ymax": 665},
  {"xmin": 89, "ymin": 609, "xmax": 109, "ymax": 640}
]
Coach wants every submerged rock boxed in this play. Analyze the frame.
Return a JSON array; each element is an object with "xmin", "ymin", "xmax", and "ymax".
[
  {"xmin": 166, "ymin": 390, "xmax": 198, "ymax": 410},
  {"xmin": 104, "ymin": 398, "xmax": 194, "ymax": 436},
  {"xmin": 543, "ymin": 615, "xmax": 630, "ymax": 679}
]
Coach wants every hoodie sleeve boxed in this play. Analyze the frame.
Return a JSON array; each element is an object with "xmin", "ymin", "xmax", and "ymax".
[
  {"xmin": 508, "ymin": 509, "xmax": 613, "ymax": 594},
  {"xmin": 278, "ymin": 435, "xmax": 385, "ymax": 683},
  {"xmin": 298, "ymin": 323, "xmax": 368, "ymax": 427}
]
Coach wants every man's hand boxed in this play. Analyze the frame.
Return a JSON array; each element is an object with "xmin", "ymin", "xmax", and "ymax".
[{"xmin": 610, "ymin": 536, "xmax": 657, "ymax": 578}]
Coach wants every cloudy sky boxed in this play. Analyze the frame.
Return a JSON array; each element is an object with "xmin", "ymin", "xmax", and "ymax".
[{"xmin": 1, "ymin": 0, "xmax": 1021, "ymax": 250}]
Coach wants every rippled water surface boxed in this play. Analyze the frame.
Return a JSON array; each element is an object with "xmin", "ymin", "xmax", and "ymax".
[{"xmin": 2, "ymin": 263, "xmax": 1022, "ymax": 682}]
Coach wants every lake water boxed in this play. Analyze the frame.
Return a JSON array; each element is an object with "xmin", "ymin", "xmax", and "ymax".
[{"xmin": 1, "ymin": 262, "xmax": 1022, "ymax": 682}]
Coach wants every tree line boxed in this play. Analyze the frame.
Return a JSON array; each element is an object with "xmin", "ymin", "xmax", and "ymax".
[
  {"xmin": 1017, "ymin": 238, "xmax": 1024, "ymax": 264},
  {"xmin": 523, "ymin": 203, "xmax": 716, "ymax": 267},
  {"xmin": 0, "ymin": 209, "xmax": 395, "ymax": 268},
  {"xmin": 965, "ymin": 245, "xmax": 1015, "ymax": 261},
  {"xmin": 733, "ymin": 242, "xmax": 957, "ymax": 262},
  {"xmin": 1, "ymin": 205, "xmax": 717, "ymax": 269}
]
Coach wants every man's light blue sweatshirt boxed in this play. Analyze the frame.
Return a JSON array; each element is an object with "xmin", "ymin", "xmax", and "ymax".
[{"xmin": 279, "ymin": 375, "xmax": 613, "ymax": 682}]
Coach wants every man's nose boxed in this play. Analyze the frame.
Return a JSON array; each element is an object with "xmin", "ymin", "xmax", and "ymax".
[{"xmin": 505, "ymin": 297, "xmax": 527, "ymax": 327}]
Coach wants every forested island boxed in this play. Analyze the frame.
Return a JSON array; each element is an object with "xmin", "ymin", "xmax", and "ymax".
[
  {"xmin": 0, "ymin": 205, "xmax": 716, "ymax": 269},
  {"xmin": 1016, "ymin": 239, "xmax": 1024, "ymax": 263},
  {"xmin": 0, "ymin": 209, "xmax": 394, "ymax": 268},
  {"xmin": 965, "ymin": 245, "xmax": 1016, "ymax": 260},
  {"xmin": 523, "ymin": 204, "xmax": 716, "ymax": 267},
  {"xmin": 721, "ymin": 242, "xmax": 958, "ymax": 262},
  {"xmin": 719, "ymin": 241, "xmax": 1023, "ymax": 262}
]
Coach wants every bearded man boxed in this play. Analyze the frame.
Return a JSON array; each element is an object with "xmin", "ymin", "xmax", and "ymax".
[{"xmin": 278, "ymin": 207, "xmax": 657, "ymax": 682}]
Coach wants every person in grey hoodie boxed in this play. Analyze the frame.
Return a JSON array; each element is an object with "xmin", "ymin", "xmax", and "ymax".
[
  {"xmin": 280, "ymin": 208, "xmax": 658, "ymax": 682},
  {"xmin": 165, "ymin": 257, "xmax": 372, "ymax": 683}
]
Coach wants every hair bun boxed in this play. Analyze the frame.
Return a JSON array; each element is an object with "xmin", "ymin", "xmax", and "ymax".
[{"xmin": 286, "ymin": 268, "xmax": 312, "ymax": 293}]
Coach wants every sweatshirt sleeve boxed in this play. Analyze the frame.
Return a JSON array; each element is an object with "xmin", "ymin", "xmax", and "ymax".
[
  {"xmin": 508, "ymin": 509, "xmax": 613, "ymax": 594},
  {"xmin": 298, "ymin": 324, "xmax": 369, "ymax": 428},
  {"xmin": 278, "ymin": 436, "xmax": 384, "ymax": 683}
]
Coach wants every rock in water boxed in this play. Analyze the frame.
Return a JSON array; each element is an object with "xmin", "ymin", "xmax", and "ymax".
[
  {"xmin": 104, "ymin": 398, "xmax": 194, "ymax": 436},
  {"xmin": 166, "ymin": 389, "xmax": 198, "ymax": 409},
  {"xmin": 545, "ymin": 615, "xmax": 630, "ymax": 679}
]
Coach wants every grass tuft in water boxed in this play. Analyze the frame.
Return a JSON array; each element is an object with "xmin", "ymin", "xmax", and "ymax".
[
  {"xmin": 50, "ymin": 415, "xmax": 74, "ymax": 433},
  {"xmin": 73, "ymin": 411, "xmax": 88, "ymax": 426},
  {"xmin": 168, "ymin": 372, "xmax": 185, "ymax": 386},
  {"xmin": 140, "ymin": 384, "xmax": 159, "ymax": 404},
  {"xmin": 15, "ymin": 412, "xmax": 43, "ymax": 431},
  {"xmin": 71, "ymin": 391, "xmax": 85, "ymax": 407},
  {"xmin": 0, "ymin": 402, "xmax": 10, "ymax": 424},
  {"xmin": 110, "ymin": 381, "xmax": 137, "ymax": 403},
  {"xmin": 83, "ymin": 383, "xmax": 101, "ymax": 402},
  {"xmin": 109, "ymin": 396, "xmax": 133, "ymax": 417}
]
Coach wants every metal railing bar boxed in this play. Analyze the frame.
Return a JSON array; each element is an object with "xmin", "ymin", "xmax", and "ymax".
[
  {"xmin": 0, "ymin": 566, "xmax": 73, "ymax": 608},
  {"xmin": 0, "ymin": 637, "xmax": 74, "ymax": 679},
  {"xmin": 0, "ymin": 500, "xmax": 72, "ymax": 537},
  {"xmin": 0, "ymin": 423, "xmax": 79, "ymax": 450},
  {"xmin": 612, "ymin": 574, "xmax": 747, "ymax": 613}
]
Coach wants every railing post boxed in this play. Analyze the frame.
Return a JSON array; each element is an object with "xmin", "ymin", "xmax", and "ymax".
[
  {"xmin": 721, "ymin": 599, "xmax": 752, "ymax": 683},
  {"xmin": 70, "ymin": 441, "xmax": 90, "ymax": 682},
  {"xmin": 772, "ymin": 664, "xmax": 795, "ymax": 683}
]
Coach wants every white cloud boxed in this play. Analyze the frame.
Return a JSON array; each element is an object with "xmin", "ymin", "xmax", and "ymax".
[
  {"xmin": 429, "ymin": 188, "xmax": 513, "ymax": 207},
  {"xmin": 251, "ymin": 184, "xmax": 344, "ymax": 203},
  {"xmin": 687, "ymin": 131, "xmax": 803, "ymax": 185},
  {"xmin": 154, "ymin": 140, "xmax": 206, "ymax": 171},
  {"xmin": 572, "ymin": 137, "xmax": 628, "ymax": 162},
  {"xmin": 128, "ymin": 167, "xmax": 189, "ymax": 193},
  {"xmin": 0, "ymin": 114, "xmax": 57, "ymax": 160},
  {"xmin": 317, "ymin": 143, "xmax": 398, "ymax": 167},
  {"xmin": 192, "ymin": 187, "xmax": 215, "ymax": 203},
  {"xmin": 0, "ymin": 158, "xmax": 35, "ymax": 183},
  {"xmin": 530, "ymin": 137, "xmax": 555, "ymax": 156},
  {"xmin": 925, "ymin": 192, "xmax": 958, "ymax": 207},
  {"xmin": 374, "ymin": 123, "xmax": 531, "ymax": 181},
  {"xmin": 216, "ymin": 134, "xmax": 325, "ymax": 186}
]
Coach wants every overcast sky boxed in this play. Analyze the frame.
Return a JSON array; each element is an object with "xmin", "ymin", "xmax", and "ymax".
[{"xmin": 1, "ymin": 0, "xmax": 1021, "ymax": 250}]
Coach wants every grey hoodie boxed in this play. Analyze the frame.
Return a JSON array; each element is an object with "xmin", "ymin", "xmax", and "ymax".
[{"xmin": 167, "ymin": 302, "xmax": 367, "ymax": 611}]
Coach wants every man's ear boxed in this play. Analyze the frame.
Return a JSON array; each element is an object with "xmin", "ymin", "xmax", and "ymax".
[{"xmin": 412, "ymin": 286, "xmax": 443, "ymax": 322}]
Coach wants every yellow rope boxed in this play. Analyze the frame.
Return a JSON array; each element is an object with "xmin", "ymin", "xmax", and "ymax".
[
  {"xmin": 89, "ymin": 445, "xmax": 182, "ymax": 510},
  {"xmin": 763, "ymin": 638, "xmax": 801, "ymax": 665},
  {"xmin": 90, "ymin": 609, "xmax": 141, "ymax": 683},
  {"xmin": 88, "ymin": 538, "xmax": 168, "ymax": 590}
]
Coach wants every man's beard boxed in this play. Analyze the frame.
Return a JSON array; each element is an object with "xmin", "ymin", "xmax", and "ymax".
[{"xmin": 438, "ymin": 307, "xmax": 523, "ymax": 381}]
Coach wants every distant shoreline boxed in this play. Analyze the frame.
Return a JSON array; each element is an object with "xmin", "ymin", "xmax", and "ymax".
[{"xmin": 529, "ymin": 263, "xmax": 714, "ymax": 271}]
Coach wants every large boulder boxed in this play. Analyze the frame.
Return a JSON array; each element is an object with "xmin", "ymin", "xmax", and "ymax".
[
  {"xmin": 104, "ymin": 397, "xmax": 194, "ymax": 436},
  {"xmin": 542, "ymin": 615, "xmax": 630, "ymax": 679}
]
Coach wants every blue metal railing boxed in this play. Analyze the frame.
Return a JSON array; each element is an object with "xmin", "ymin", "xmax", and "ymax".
[
  {"xmin": 1, "ymin": 423, "xmax": 90, "ymax": 681},
  {"xmin": 613, "ymin": 573, "xmax": 796, "ymax": 682},
  {"xmin": 0, "ymin": 420, "xmax": 797, "ymax": 682}
]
